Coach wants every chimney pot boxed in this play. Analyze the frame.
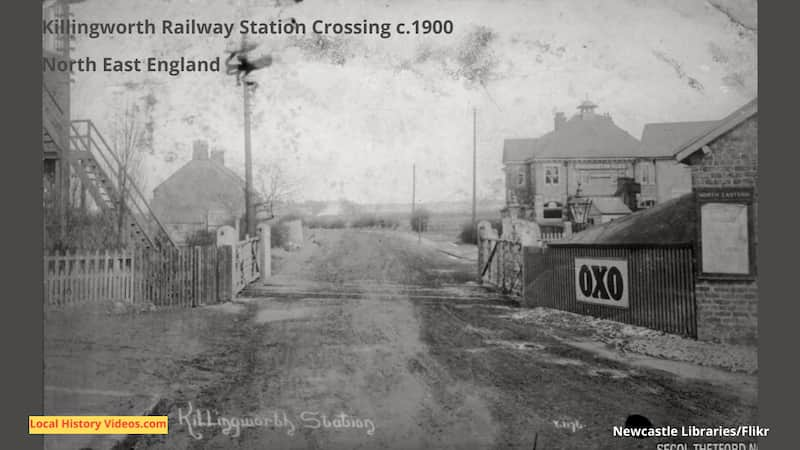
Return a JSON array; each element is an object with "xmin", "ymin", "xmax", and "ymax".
[{"xmin": 192, "ymin": 140, "xmax": 209, "ymax": 160}]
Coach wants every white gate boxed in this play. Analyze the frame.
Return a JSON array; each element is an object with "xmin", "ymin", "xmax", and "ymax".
[{"xmin": 232, "ymin": 237, "xmax": 260, "ymax": 295}]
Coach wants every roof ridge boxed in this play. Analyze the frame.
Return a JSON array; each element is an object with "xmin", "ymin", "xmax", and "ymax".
[
  {"xmin": 644, "ymin": 120, "xmax": 719, "ymax": 126},
  {"xmin": 674, "ymin": 98, "xmax": 757, "ymax": 162}
]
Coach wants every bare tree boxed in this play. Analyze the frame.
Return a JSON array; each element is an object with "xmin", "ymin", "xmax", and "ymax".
[
  {"xmin": 108, "ymin": 94, "xmax": 148, "ymax": 246},
  {"xmin": 255, "ymin": 160, "xmax": 297, "ymax": 219}
]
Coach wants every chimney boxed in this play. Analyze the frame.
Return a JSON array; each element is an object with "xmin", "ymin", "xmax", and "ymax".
[
  {"xmin": 192, "ymin": 140, "xmax": 209, "ymax": 160},
  {"xmin": 210, "ymin": 149, "xmax": 225, "ymax": 166},
  {"xmin": 554, "ymin": 111, "xmax": 566, "ymax": 130},
  {"xmin": 615, "ymin": 177, "xmax": 641, "ymax": 211}
]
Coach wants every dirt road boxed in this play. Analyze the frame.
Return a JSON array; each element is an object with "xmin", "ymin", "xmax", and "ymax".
[{"xmin": 130, "ymin": 229, "xmax": 756, "ymax": 450}]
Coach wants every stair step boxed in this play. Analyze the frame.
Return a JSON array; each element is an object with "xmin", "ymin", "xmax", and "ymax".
[{"xmin": 71, "ymin": 150, "xmax": 93, "ymax": 160}]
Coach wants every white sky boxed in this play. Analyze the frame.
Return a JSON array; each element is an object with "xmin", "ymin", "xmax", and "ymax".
[{"xmin": 68, "ymin": 0, "xmax": 757, "ymax": 204}]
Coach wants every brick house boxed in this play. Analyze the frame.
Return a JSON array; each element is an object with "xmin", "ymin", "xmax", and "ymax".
[
  {"xmin": 502, "ymin": 100, "xmax": 709, "ymax": 227},
  {"xmin": 674, "ymin": 98, "xmax": 758, "ymax": 344},
  {"xmin": 151, "ymin": 140, "xmax": 247, "ymax": 244}
]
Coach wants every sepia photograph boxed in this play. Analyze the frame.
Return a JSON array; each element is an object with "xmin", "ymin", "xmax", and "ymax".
[{"xmin": 40, "ymin": 0, "xmax": 758, "ymax": 448}]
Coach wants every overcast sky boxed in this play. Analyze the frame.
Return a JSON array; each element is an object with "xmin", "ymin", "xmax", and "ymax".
[{"xmin": 69, "ymin": 0, "xmax": 757, "ymax": 204}]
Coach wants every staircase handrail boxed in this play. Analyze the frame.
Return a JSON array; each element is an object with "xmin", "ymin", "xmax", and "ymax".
[
  {"xmin": 70, "ymin": 119, "xmax": 176, "ymax": 249},
  {"xmin": 43, "ymin": 84, "xmax": 64, "ymax": 116},
  {"xmin": 42, "ymin": 84, "xmax": 66, "ymax": 144}
]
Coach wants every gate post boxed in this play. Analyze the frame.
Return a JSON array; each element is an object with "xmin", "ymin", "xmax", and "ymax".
[
  {"xmin": 477, "ymin": 220, "xmax": 499, "ymax": 283},
  {"xmin": 258, "ymin": 221, "xmax": 271, "ymax": 283},
  {"xmin": 216, "ymin": 225, "xmax": 237, "ymax": 301}
]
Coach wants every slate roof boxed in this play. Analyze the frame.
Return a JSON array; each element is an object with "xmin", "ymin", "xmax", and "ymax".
[
  {"xmin": 502, "ymin": 138, "xmax": 539, "ymax": 163},
  {"xmin": 589, "ymin": 196, "xmax": 632, "ymax": 216},
  {"xmin": 639, "ymin": 121, "xmax": 719, "ymax": 158},
  {"xmin": 674, "ymin": 98, "xmax": 758, "ymax": 162},
  {"xmin": 151, "ymin": 158, "xmax": 247, "ymax": 224},
  {"xmin": 502, "ymin": 112, "xmax": 641, "ymax": 163},
  {"xmin": 532, "ymin": 114, "xmax": 641, "ymax": 159},
  {"xmin": 157, "ymin": 157, "xmax": 244, "ymax": 191},
  {"xmin": 555, "ymin": 194, "xmax": 695, "ymax": 245}
]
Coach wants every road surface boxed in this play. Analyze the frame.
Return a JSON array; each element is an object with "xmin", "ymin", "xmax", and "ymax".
[{"xmin": 130, "ymin": 229, "xmax": 756, "ymax": 449}]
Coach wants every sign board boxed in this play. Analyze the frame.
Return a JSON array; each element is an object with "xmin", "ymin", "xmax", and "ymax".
[
  {"xmin": 574, "ymin": 163, "xmax": 629, "ymax": 170},
  {"xmin": 574, "ymin": 258, "xmax": 629, "ymax": 308},
  {"xmin": 695, "ymin": 188, "xmax": 755, "ymax": 279}
]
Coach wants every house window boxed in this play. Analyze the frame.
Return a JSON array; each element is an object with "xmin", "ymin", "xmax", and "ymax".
[
  {"xmin": 517, "ymin": 167, "xmax": 525, "ymax": 186},
  {"xmin": 543, "ymin": 209, "xmax": 563, "ymax": 219},
  {"xmin": 542, "ymin": 201, "xmax": 563, "ymax": 219},
  {"xmin": 42, "ymin": 1, "xmax": 64, "ymax": 54},
  {"xmin": 638, "ymin": 198, "xmax": 656, "ymax": 209},
  {"xmin": 544, "ymin": 164, "xmax": 560, "ymax": 185}
]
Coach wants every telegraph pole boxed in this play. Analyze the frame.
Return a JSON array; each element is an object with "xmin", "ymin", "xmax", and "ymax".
[
  {"xmin": 472, "ymin": 107, "xmax": 477, "ymax": 227},
  {"xmin": 411, "ymin": 163, "xmax": 416, "ymax": 217}
]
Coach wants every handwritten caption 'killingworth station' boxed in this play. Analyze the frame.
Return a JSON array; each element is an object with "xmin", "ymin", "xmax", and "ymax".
[
  {"xmin": 177, "ymin": 402, "xmax": 376, "ymax": 440},
  {"xmin": 43, "ymin": 18, "xmax": 454, "ymax": 40}
]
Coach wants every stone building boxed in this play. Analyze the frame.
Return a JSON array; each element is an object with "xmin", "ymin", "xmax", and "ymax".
[
  {"xmin": 674, "ymin": 98, "xmax": 758, "ymax": 344},
  {"xmin": 501, "ymin": 99, "xmax": 709, "ymax": 227},
  {"xmin": 522, "ymin": 99, "xmax": 757, "ymax": 344},
  {"xmin": 151, "ymin": 140, "xmax": 246, "ymax": 244}
]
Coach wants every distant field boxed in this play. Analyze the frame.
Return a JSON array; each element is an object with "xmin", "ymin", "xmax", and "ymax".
[
  {"xmin": 301, "ymin": 209, "xmax": 503, "ymax": 241},
  {"xmin": 382, "ymin": 210, "xmax": 503, "ymax": 237}
]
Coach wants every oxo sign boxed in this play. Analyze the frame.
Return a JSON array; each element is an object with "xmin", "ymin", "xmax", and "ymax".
[{"xmin": 574, "ymin": 258, "xmax": 629, "ymax": 308}]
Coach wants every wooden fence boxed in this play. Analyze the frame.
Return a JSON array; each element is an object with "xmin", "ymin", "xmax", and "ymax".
[
  {"xmin": 44, "ymin": 239, "xmax": 258, "ymax": 308},
  {"xmin": 44, "ymin": 251, "xmax": 134, "ymax": 306},
  {"xmin": 134, "ymin": 245, "xmax": 230, "ymax": 308}
]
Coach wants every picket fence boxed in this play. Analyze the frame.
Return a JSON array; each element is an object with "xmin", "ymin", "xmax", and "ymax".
[
  {"xmin": 540, "ymin": 232, "xmax": 564, "ymax": 243},
  {"xmin": 44, "ymin": 250, "xmax": 135, "ymax": 307},
  {"xmin": 44, "ymin": 238, "xmax": 260, "ymax": 308}
]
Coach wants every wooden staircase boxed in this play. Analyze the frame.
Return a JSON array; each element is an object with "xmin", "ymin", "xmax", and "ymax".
[
  {"xmin": 43, "ymin": 83, "xmax": 175, "ymax": 250},
  {"xmin": 68, "ymin": 120, "xmax": 177, "ymax": 250},
  {"xmin": 42, "ymin": 86, "xmax": 66, "ymax": 160}
]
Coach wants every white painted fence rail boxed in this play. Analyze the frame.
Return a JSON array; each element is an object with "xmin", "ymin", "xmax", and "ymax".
[
  {"xmin": 540, "ymin": 232, "xmax": 564, "ymax": 243},
  {"xmin": 44, "ymin": 250, "xmax": 134, "ymax": 306}
]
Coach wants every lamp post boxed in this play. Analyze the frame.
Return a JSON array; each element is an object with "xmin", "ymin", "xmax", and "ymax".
[{"xmin": 568, "ymin": 182, "xmax": 593, "ymax": 231}]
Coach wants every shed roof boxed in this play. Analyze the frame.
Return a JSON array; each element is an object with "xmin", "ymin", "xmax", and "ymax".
[{"xmin": 556, "ymin": 193, "xmax": 695, "ymax": 245}]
